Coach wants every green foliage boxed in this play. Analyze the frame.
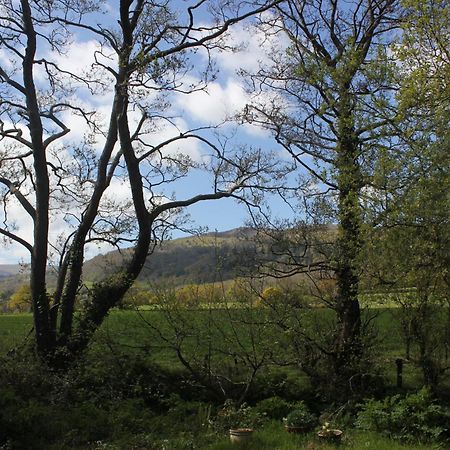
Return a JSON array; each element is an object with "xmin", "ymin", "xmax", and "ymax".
[
  {"xmin": 284, "ymin": 402, "xmax": 316, "ymax": 429},
  {"xmin": 213, "ymin": 400, "xmax": 265, "ymax": 431},
  {"xmin": 397, "ymin": 0, "xmax": 449, "ymax": 127},
  {"xmin": 356, "ymin": 388, "xmax": 449, "ymax": 442},
  {"xmin": 0, "ymin": 339, "xmax": 447, "ymax": 449},
  {"xmin": 253, "ymin": 396, "xmax": 294, "ymax": 420},
  {"xmin": 0, "ymin": 356, "xmax": 111, "ymax": 449}
]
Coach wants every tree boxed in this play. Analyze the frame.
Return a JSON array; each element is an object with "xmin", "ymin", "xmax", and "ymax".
[
  {"xmin": 0, "ymin": 0, "xmax": 281, "ymax": 362},
  {"xmin": 138, "ymin": 284, "xmax": 276, "ymax": 403},
  {"xmin": 366, "ymin": 0, "xmax": 450, "ymax": 386},
  {"xmin": 243, "ymin": 0, "xmax": 402, "ymax": 384},
  {"xmin": 8, "ymin": 284, "xmax": 32, "ymax": 313}
]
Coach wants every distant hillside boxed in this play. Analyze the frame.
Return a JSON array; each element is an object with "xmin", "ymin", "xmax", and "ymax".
[
  {"xmin": 0, "ymin": 265, "xmax": 30, "ymax": 298},
  {"xmin": 0, "ymin": 229, "xmax": 255, "ymax": 292},
  {"xmin": 0, "ymin": 264, "xmax": 26, "ymax": 278},
  {"xmin": 0, "ymin": 225, "xmax": 337, "ymax": 292},
  {"xmin": 84, "ymin": 228, "xmax": 258, "ymax": 286}
]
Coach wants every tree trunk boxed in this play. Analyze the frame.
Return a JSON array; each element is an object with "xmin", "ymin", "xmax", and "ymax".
[
  {"xmin": 334, "ymin": 86, "xmax": 363, "ymax": 370},
  {"xmin": 21, "ymin": 0, "xmax": 53, "ymax": 356},
  {"xmin": 65, "ymin": 45, "xmax": 153, "ymax": 357}
]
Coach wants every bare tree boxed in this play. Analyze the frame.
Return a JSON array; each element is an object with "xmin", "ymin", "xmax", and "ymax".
[
  {"xmin": 135, "ymin": 285, "xmax": 274, "ymax": 404},
  {"xmin": 0, "ymin": 0, "xmax": 281, "ymax": 362}
]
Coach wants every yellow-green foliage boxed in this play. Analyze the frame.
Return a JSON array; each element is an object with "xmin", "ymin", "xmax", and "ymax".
[
  {"xmin": 176, "ymin": 283, "xmax": 224, "ymax": 307},
  {"xmin": 259, "ymin": 286, "xmax": 284, "ymax": 306},
  {"xmin": 258, "ymin": 283, "xmax": 311, "ymax": 308},
  {"xmin": 122, "ymin": 287, "xmax": 154, "ymax": 307},
  {"xmin": 314, "ymin": 278, "xmax": 338, "ymax": 305},
  {"xmin": 226, "ymin": 278, "xmax": 255, "ymax": 304},
  {"xmin": 8, "ymin": 284, "xmax": 32, "ymax": 313},
  {"xmin": 396, "ymin": 0, "xmax": 449, "ymax": 126}
]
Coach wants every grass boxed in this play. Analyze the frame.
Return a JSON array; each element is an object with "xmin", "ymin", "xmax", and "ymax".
[
  {"xmin": 206, "ymin": 424, "xmax": 442, "ymax": 450},
  {"xmin": 0, "ymin": 307, "xmax": 434, "ymax": 376},
  {"xmin": 0, "ymin": 309, "xmax": 448, "ymax": 450},
  {"xmin": 1, "ymin": 306, "xmax": 448, "ymax": 393},
  {"xmin": 0, "ymin": 313, "xmax": 33, "ymax": 352}
]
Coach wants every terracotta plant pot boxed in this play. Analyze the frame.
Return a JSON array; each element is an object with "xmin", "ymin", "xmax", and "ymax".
[
  {"xmin": 229, "ymin": 428, "xmax": 254, "ymax": 443},
  {"xmin": 317, "ymin": 429, "xmax": 343, "ymax": 442}
]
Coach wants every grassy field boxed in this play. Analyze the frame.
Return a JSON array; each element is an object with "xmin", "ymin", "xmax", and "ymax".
[
  {"xmin": 1, "ymin": 307, "xmax": 447, "ymax": 390},
  {"xmin": 0, "ymin": 313, "xmax": 34, "ymax": 353},
  {"xmin": 0, "ymin": 308, "xmax": 449, "ymax": 450},
  {"xmin": 0, "ymin": 307, "xmax": 426, "ymax": 362}
]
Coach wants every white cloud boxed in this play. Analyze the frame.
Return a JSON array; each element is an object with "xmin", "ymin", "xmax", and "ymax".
[
  {"xmin": 214, "ymin": 24, "xmax": 273, "ymax": 74},
  {"xmin": 0, "ymin": 49, "xmax": 14, "ymax": 71},
  {"xmin": 133, "ymin": 114, "xmax": 203, "ymax": 162},
  {"xmin": 175, "ymin": 79, "xmax": 249, "ymax": 125},
  {"xmin": 53, "ymin": 39, "xmax": 116, "ymax": 82},
  {"xmin": 0, "ymin": 197, "xmax": 34, "ymax": 264}
]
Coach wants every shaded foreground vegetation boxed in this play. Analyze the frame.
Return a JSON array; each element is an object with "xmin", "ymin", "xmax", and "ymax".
[{"xmin": 1, "ymin": 305, "xmax": 449, "ymax": 449}]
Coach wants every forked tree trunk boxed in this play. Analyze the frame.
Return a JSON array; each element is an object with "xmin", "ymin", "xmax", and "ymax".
[{"xmin": 21, "ymin": 0, "xmax": 54, "ymax": 356}]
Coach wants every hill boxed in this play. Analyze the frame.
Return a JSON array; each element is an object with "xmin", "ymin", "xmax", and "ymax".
[
  {"xmin": 0, "ymin": 264, "xmax": 27, "ymax": 278},
  {"xmin": 0, "ymin": 225, "xmax": 336, "ymax": 292},
  {"xmin": 84, "ymin": 227, "xmax": 257, "ymax": 286},
  {"xmin": 0, "ymin": 229, "xmax": 254, "ymax": 293}
]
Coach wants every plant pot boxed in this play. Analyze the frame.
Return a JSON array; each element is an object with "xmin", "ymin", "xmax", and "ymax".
[
  {"xmin": 317, "ymin": 429, "xmax": 343, "ymax": 443},
  {"xmin": 229, "ymin": 428, "xmax": 254, "ymax": 443},
  {"xmin": 285, "ymin": 425, "xmax": 309, "ymax": 433}
]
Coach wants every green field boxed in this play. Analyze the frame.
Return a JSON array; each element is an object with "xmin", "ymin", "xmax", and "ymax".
[
  {"xmin": 1, "ymin": 308, "xmax": 448, "ymax": 450},
  {"xmin": 1, "ymin": 307, "xmax": 448, "ymax": 390},
  {"xmin": 0, "ymin": 313, "xmax": 34, "ymax": 353}
]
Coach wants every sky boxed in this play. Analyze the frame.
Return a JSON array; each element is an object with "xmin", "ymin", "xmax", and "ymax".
[{"xmin": 0, "ymin": 0, "xmax": 294, "ymax": 265}]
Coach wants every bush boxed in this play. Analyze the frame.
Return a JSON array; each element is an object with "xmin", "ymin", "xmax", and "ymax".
[
  {"xmin": 283, "ymin": 402, "xmax": 316, "ymax": 429},
  {"xmin": 253, "ymin": 396, "xmax": 293, "ymax": 420},
  {"xmin": 356, "ymin": 388, "xmax": 450, "ymax": 442},
  {"xmin": 213, "ymin": 400, "xmax": 265, "ymax": 432}
]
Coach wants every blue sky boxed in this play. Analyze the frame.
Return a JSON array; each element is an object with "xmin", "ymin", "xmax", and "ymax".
[{"xmin": 0, "ymin": 0, "xmax": 294, "ymax": 264}]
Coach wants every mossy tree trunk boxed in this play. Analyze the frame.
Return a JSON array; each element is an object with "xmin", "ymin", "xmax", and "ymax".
[{"xmin": 334, "ymin": 86, "xmax": 363, "ymax": 368}]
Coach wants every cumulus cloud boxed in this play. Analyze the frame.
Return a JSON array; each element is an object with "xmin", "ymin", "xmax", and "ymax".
[
  {"xmin": 214, "ymin": 24, "xmax": 274, "ymax": 74},
  {"xmin": 0, "ymin": 15, "xmax": 289, "ymax": 265},
  {"xmin": 172, "ymin": 16, "xmax": 289, "ymax": 138},
  {"xmin": 49, "ymin": 39, "xmax": 116, "ymax": 85},
  {"xmin": 175, "ymin": 79, "xmax": 249, "ymax": 125},
  {"xmin": 0, "ymin": 198, "xmax": 33, "ymax": 264},
  {"xmin": 0, "ymin": 49, "xmax": 14, "ymax": 70}
]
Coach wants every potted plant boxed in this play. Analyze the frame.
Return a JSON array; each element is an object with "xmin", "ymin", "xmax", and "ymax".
[
  {"xmin": 317, "ymin": 422, "xmax": 343, "ymax": 442},
  {"xmin": 229, "ymin": 427, "xmax": 254, "ymax": 443},
  {"xmin": 216, "ymin": 400, "xmax": 260, "ymax": 443},
  {"xmin": 283, "ymin": 403, "xmax": 316, "ymax": 433}
]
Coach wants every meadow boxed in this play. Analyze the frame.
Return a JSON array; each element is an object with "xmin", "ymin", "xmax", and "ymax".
[{"xmin": 1, "ymin": 306, "xmax": 449, "ymax": 449}]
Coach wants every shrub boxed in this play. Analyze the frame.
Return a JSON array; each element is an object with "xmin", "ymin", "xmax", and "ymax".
[
  {"xmin": 283, "ymin": 402, "xmax": 316, "ymax": 429},
  {"xmin": 253, "ymin": 396, "xmax": 293, "ymax": 420},
  {"xmin": 356, "ymin": 388, "xmax": 449, "ymax": 442},
  {"xmin": 213, "ymin": 400, "xmax": 265, "ymax": 431}
]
